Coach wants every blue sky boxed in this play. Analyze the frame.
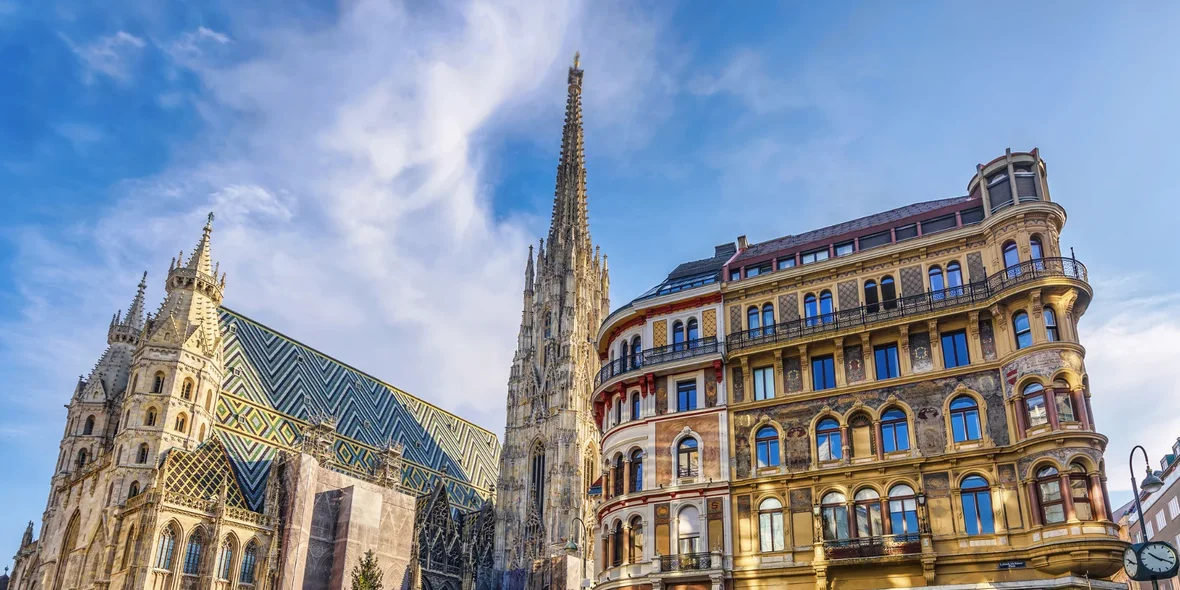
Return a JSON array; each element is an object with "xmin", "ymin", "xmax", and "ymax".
[{"xmin": 3, "ymin": 0, "xmax": 1180, "ymax": 564}]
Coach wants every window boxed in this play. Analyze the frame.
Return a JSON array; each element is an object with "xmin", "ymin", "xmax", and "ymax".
[
  {"xmin": 730, "ymin": 269, "xmax": 741, "ymax": 281},
  {"xmin": 961, "ymin": 476, "xmax": 995, "ymax": 535},
  {"xmin": 130, "ymin": 373, "xmax": 139, "ymax": 394},
  {"xmin": 753, "ymin": 367, "xmax": 775, "ymax": 401},
  {"xmin": 989, "ymin": 173, "xmax": 1012, "ymax": 210},
  {"xmin": 677, "ymin": 438, "xmax": 699, "ymax": 477},
  {"xmin": 630, "ymin": 393, "xmax": 640, "ymax": 422},
  {"xmin": 630, "ymin": 450, "xmax": 643, "ymax": 492},
  {"xmin": 755, "ymin": 426, "xmax": 780, "ymax": 468},
  {"xmin": 960, "ymin": 207, "xmax": 984, "ymax": 225},
  {"xmin": 1010, "ymin": 312, "xmax": 1033, "ymax": 349},
  {"xmin": 881, "ymin": 276, "xmax": 897, "ymax": 309},
  {"xmin": 240, "ymin": 542, "xmax": 257, "ymax": 584},
  {"xmin": 175, "ymin": 413, "xmax": 187, "ymax": 433},
  {"xmin": 874, "ymin": 344, "xmax": 900, "ymax": 380},
  {"xmin": 145, "ymin": 408, "xmax": 157, "ymax": 427},
  {"xmin": 1016, "ymin": 165, "xmax": 1039, "ymax": 201},
  {"xmin": 219, "ymin": 541, "xmax": 234, "ymax": 580},
  {"xmin": 128, "ymin": 481, "xmax": 140, "ymax": 499},
  {"xmin": 929, "ymin": 265, "xmax": 945, "ymax": 296},
  {"xmin": 949, "ymin": 396, "xmax": 982, "ymax": 443},
  {"xmin": 181, "ymin": 379, "xmax": 194, "ymax": 401},
  {"xmin": 677, "ymin": 381, "xmax": 698, "ymax": 412},
  {"xmin": 819, "ymin": 291, "xmax": 834, "ymax": 323},
  {"xmin": 1030, "ymin": 237, "xmax": 1044, "ymax": 262},
  {"xmin": 762, "ymin": 304, "xmax": 775, "ymax": 335},
  {"xmin": 921, "ymin": 215, "xmax": 957, "ymax": 235},
  {"xmin": 83, "ymin": 415, "xmax": 95, "ymax": 435},
  {"xmin": 1169, "ymin": 497, "xmax": 1180, "ymax": 521},
  {"xmin": 629, "ymin": 516, "xmax": 644, "ymax": 562},
  {"xmin": 1158, "ymin": 509, "xmax": 1167, "ymax": 532},
  {"xmin": 854, "ymin": 488, "xmax": 884, "ymax": 538},
  {"xmin": 1003, "ymin": 241, "xmax": 1020, "ymax": 276},
  {"xmin": 941, "ymin": 330, "xmax": 970, "ymax": 368},
  {"xmin": 759, "ymin": 498, "xmax": 785, "ymax": 552},
  {"xmin": 137, "ymin": 443, "xmax": 150, "ymax": 464},
  {"xmin": 801, "ymin": 248, "xmax": 830, "ymax": 264},
  {"xmin": 864, "ymin": 280, "xmax": 879, "ymax": 313},
  {"xmin": 812, "ymin": 355, "xmax": 836, "ymax": 391},
  {"xmin": 860, "ymin": 230, "xmax": 892, "ymax": 250},
  {"xmin": 880, "ymin": 409, "xmax": 909, "ymax": 453},
  {"xmin": 746, "ymin": 262, "xmax": 771, "ymax": 277},
  {"xmin": 677, "ymin": 506, "xmax": 701, "ymax": 554},
  {"xmin": 76, "ymin": 448, "xmax": 88, "ymax": 469},
  {"xmin": 630, "ymin": 337, "xmax": 642, "ymax": 369},
  {"xmin": 611, "ymin": 521, "xmax": 623, "ymax": 565},
  {"xmin": 184, "ymin": 529, "xmax": 205, "ymax": 575},
  {"xmin": 151, "ymin": 371, "xmax": 165, "ymax": 394},
  {"xmin": 946, "ymin": 261, "xmax": 963, "ymax": 296},
  {"xmin": 156, "ymin": 526, "xmax": 177, "ymax": 569},
  {"xmin": 777, "ymin": 256, "xmax": 796, "ymax": 269},
  {"xmin": 821, "ymin": 492, "xmax": 850, "ymax": 540},
  {"xmin": 895, "ymin": 224, "xmax": 918, "ymax": 241},
  {"xmin": 1044, "ymin": 306, "xmax": 1060, "ymax": 341},
  {"xmin": 888, "ymin": 484, "xmax": 920, "ymax": 535},
  {"xmin": 816, "ymin": 418, "xmax": 842, "ymax": 461},
  {"xmin": 673, "ymin": 321, "xmax": 685, "ymax": 351},
  {"xmin": 530, "ymin": 444, "xmax": 546, "ymax": 519},
  {"xmin": 747, "ymin": 306, "xmax": 761, "ymax": 335},
  {"xmin": 544, "ymin": 312, "xmax": 552, "ymax": 338},
  {"xmin": 1024, "ymin": 383, "xmax": 1048, "ymax": 428},
  {"xmin": 1148, "ymin": 521, "xmax": 1156, "ymax": 539},
  {"xmin": 1036, "ymin": 466, "xmax": 1066, "ymax": 525},
  {"xmin": 686, "ymin": 318, "xmax": 699, "ymax": 344},
  {"xmin": 122, "ymin": 525, "xmax": 137, "ymax": 569},
  {"xmin": 834, "ymin": 241, "xmax": 854, "ymax": 256},
  {"xmin": 804, "ymin": 294, "xmax": 819, "ymax": 326}
]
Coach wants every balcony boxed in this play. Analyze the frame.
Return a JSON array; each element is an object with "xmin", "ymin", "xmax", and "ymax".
[
  {"xmin": 823, "ymin": 533, "xmax": 922, "ymax": 560},
  {"xmin": 659, "ymin": 552, "xmax": 713, "ymax": 572},
  {"xmin": 727, "ymin": 257, "xmax": 1087, "ymax": 352},
  {"xmin": 594, "ymin": 336, "xmax": 721, "ymax": 388}
]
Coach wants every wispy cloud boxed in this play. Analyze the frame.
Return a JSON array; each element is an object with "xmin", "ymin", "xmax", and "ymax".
[{"xmin": 63, "ymin": 30, "xmax": 146, "ymax": 83}]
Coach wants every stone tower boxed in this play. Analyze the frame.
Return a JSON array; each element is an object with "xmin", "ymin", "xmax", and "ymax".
[{"xmin": 494, "ymin": 53, "xmax": 609, "ymax": 572}]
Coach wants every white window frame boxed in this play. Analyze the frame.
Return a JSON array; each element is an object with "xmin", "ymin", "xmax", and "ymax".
[
  {"xmin": 1169, "ymin": 497, "xmax": 1179, "ymax": 520},
  {"xmin": 752, "ymin": 366, "xmax": 775, "ymax": 401},
  {"xmin": 1158, "ymin": 511, "xmax": 1167, "ymax": 531}
]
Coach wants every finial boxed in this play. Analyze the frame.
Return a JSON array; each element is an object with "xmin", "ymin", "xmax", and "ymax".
[
  {"xmin": 205, "ymin": 211, "xmax": 215, "ymax": 228},
  {"xmin": 573, "ymin": 51, "xmax": 580, "ymax": 69}
]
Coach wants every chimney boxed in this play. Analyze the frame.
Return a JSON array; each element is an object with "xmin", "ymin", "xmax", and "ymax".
[
  {"xmin": 714, "ymin": 243, "xmax": 737, "ymax": 258},
  {"xmin": 736, "ymin": 235, "xmax": 748, "ymax": 250}
]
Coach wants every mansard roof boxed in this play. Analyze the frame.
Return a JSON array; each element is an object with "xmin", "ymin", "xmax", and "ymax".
[{"xmin": 605, "ymin": 242, "xmax": 734, "ymax": 320}]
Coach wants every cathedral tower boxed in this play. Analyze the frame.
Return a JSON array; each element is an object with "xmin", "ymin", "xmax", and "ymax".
[{"xmin": 494, "ymin": 53, "xmax": 609, "ymax": 571}]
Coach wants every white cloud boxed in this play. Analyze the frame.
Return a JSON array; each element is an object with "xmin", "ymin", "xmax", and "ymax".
[
  {"xmin": 64, "ymin": 30, "xmax": 146, "ymax": 83},
  {"xmin": 689, "ymin": 49, "xmax": 806, "ymax": 114},
  {"xmin": 167, "ymin": 26, "xmax": 231, "ymax": 62}
]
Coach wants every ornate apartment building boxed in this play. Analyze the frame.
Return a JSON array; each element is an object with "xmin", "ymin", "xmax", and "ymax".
[{"xmin": 586, "ymin": 149, "xmax": 1126, "ymax": 590}]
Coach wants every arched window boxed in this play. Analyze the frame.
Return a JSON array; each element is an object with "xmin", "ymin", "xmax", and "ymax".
[
  {"xmin": 1069, "ymin": 463, "xmax": 1093, "ymax": 520},
  {"xmin": 881, "ymin": 408, "xmax": 909, "ymax": 453},
  {"xmin": 747, "ymin": 306, "xmax": 761, "ymax": 335},
  {"xmin": 128, "ymin": 481, "xmax": 140, "ymax": 499},
  {"xmin": 619, "ymin": 342, "xmax": 629, "ymax": 370},
  {"xmin": 544, "ymin": 312, "xmax": 552, "ymax": 338},
  {"xmin": 960, "ymin": 476, "xmax": 995, "ymax": 535},
  {"xmin": 76, "ymin": 448, "xmax": 89, "ymax": 469},
  {"xmin": 611, "ymin": 521, "xmax": 623, "ymax": 566},
  {"xmin": 947, "ymin": 261, "xmax": 964, "ymax": 295},
  {"xmin": 629, "ymin": 516, "xmax": 644, "ymax": 562},
  {"xmin": 184, "ymin": 529, "xmax": 205, "ymax": 574},
  {"xmin": 175, "ymin": 413, "xmax": 187, "ymax": 434},
  {"xmin": 677, "ymin": 506, "xmax": 700, "ymax": 554},
  {"xmin": 145, "ymin": 408, "xmax": 157, "ymax": 427},
  {"xmin": 137, "ymin": 443, "xmax": 150, "ymax": 464},
  {"xmin": 1030, "ymin": 237, "xmax": 1044, "ymax": 264},
  {"xmin": 1044, "ymin": 306, "xmax": 1060, "ymax": 341},
  {"xmin": 181, "ymin": 379, "xmax": 194, "ymax": 401},
  {"xmin": 864, "ymin": 280, "xmax": 879, "ymax": 313},
  {"xmin": 1003, "ymin": 241, "xmax": 1021, "ymax": 278},
  {"xmin": 755, "ymin": 426, "xmax": 780, "ymax": 468},
  {"xmin": 881, "ymin": 276, "xmax": 898, "ymax": 309},
  {"xmin": 83, "ymin": 415, "xmax": 95, "ymax": 435},
  {"xmin": 630, "ymin": 449, "xmax": 644, "ymax": 492},
  {"xmin": 672, "ymin": 320, "xmax": 685, "ymax": 351},
  {"xmin": 239, "ymin": 542, "xmax": 257, "ymax": 584},
  {"xmin": 613, "ymin": 398, "xmax": 622, "ymax": 426},
  {"xmin": 156, "ymin": 526, "xmax": 176, "ymax": 570},
  {"xmin": 761, "ymin": 304, "xmax": 775, "ymax": 335},
  {"xmin": 529, "ymin": 444, "xmax": 546, "ymax": 520},
  {"xmin": 758, "ymin": 498, "xmax": 785, "ymax": 552},
  {"xmin": 819, "ymin": 291, "xmax": 834, "ymax": 323},
  {"xmin": 677, "ymin": 438, "xmax": 699, "ymax": 478},
  {"xmin": 630, "ymin": 337, "xmax": 642, "ymax": 369},
  {"xmin": 130, "ymin": 373, "xmax": 138, "ymax": 394},
  {"xmin": 630, "ymin": 393, "xmax": 640, "ymax": 422},
  {"xmin": 1023, "ymin": 383, "xmax": 1048, "ymax": 428},
  {"xmin": 816, "ymin": 418, "xmax": 842, "ymax": 461},
  {"xmin": 686, "ymin": 318, "xmax": 699, "ymax": 345},
  {"xmin": 612, "ymin": 455, "xmax": 624, "ymax": 497},
  {"xmin": 929, "ymin": 265, "xmax": 945, "ymax": 298},
  {"xmin": 1054, "ymin": 379, "xmax": 1075, "ymax": 422},
  {"xmin": 821, "ymin": 492, "xmax": 850, "ymax": 540},
  {"xmin": 219, "ymin": 539, "xmax": 234, "ymax": 580},
  {"xmin": 854, "ymin": 488, "xmax": 883, "ymax": 538},
  {"xmin": 1035, "ymin": 466, "xmax": 1066, "ymax": 525},
  {"xmin": 205, "ymin": 390, "xmax": 213, "ymax": 412},
  {"xmin": 199, "ymin": 424, "xmax": 206, "ymax": 442},
  {"xmin": 151, "ymin": 371, "xmax": 166, "ymax": 394},
  {"xmin": 121, "ymin": 525, "xmax": 137, "ymax": 569},
  {"xmin": 804, "ymin": 294, "xmax": 819, "ymax": 326},
  {"xmin": 888, "ymin": 484, "xmax": 919, "ymax": 535},
  {"xmin": 1013, "ymin": 311, "xmax": 1032, "ymax": 349},
  {"xmin": 949, "ymin": 396, "xmax": 982, "ymax": 443}
]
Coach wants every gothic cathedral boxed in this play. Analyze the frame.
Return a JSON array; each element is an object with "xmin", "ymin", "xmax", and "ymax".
[{"xmin": 494, "ymin": 54, "xmax": 609, "ymax": 574}]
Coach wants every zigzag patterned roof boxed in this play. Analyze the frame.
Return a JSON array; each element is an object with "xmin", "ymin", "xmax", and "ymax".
[{"xmin": 214, "ymin": 308, "xmax": 501, "ymax": 512}]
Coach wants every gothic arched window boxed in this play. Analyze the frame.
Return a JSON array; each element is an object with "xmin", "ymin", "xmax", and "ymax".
[
  {"xmin": 145, "ymin": 408, "xmax": 157, "ymax": 427},
  {"xmin": 128, "ymin": 481, "xmax": 140, "ymax": 499},
  {"xmin": 83, "ymin": 415, "xmax": 95, "ymax": 435},
  {"xmin": 184, "ymin": 528, "xmax": 205, "ymax": 574},
  {"xmin": 181, "ymin": 378, "xmax": 194, "ymax": 400},
  {"xmin": 76, "ymin": 448, "xmax": 89, "ymax": 469},
  {"xmin": 137, "ymin": 443, "xmax": 150, "ymax": 464},
  {"xmin": 239, "ymin": 542, "xmax": 257, "ymax": 584},
  {"xmin": 219, "ymin": 538, "xmax": 235, "ymax": 580},
  {"xmin": 156, "ymin": 525, "xmax": 177, "ymax": 570},
  {"xmin": 530, "ymin": 443, "xmax": 547, "ymax": 520},
  {"xmin": 151, "ymin": 371, "xmax": 166, "ymax": 394}
]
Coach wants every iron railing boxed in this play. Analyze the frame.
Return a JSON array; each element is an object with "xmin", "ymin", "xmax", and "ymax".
[
  {"xmin": 727, "ymin": 257, "xmax": 1086, "ymax": 352},
  {"xmin": 660, "ymin": 552, "xmax": 712, "ymax": 572},
  {"xmin": 594, "ymin": 336, "xmax": 720, "ymax": 387},
  {"xmin": 823, "ymin": 533, "xmax": 921, "ymax": 560}
]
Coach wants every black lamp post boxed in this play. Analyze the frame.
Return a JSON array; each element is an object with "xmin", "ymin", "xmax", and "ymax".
[
  {"xmin": 564, "ymin": 517, "xmax": 593, "ymax": 588},
  {"xmin": 1130, "ymin": 445, "xmax": 1166, "ymax": 590}
]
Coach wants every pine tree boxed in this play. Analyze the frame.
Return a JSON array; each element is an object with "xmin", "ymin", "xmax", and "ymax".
[{"xmin": 350, "ymin": 550, "xmax": 384, "ymax": 590}]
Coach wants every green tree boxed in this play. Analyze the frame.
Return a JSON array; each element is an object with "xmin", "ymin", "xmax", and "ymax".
[{"xmin": 350, "ymin": 550, "xmax": 384, "ymax": 590}]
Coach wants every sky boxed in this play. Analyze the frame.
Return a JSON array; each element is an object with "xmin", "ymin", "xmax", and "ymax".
[{"xmin": 2, "ymin": 0, "xmax": 1180, "ymax": 565}]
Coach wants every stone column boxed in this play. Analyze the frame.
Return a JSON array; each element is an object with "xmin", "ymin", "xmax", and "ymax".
[
  {"xmin": 1045, "ymin": 388, "xmax": 1060, "ymax": 431},
  {"xmin": 798, "ymin": 345, "xmax": 811, "ymax": 393},
  {"xmin": 874, "ymin": 420, "xmax": 885, "ymax": 461},
  {"xmin": 1026, "ymin": 482, "xmax": 1042, "ymax": 527},
  {"xmin": 622, "ymin": 457, "xmax": 632, "ymax": 496},
  {"xmin": 622, "ymin": 522, "xmax": 632, "ymax": 564},
  {"xmin": 898, "ymin": 326, "xmax": 912, "ymax": 375},
  {"xmin": 1011, "ymin": 395, "xmax": 1026, "ymax": 441},
  {"xmin": 1060, "ymin": 473, "xmax": 1076, "ymax": 522},
  {"xmin": 1072, "ymin": 388, "xmax": 1090, "ymax": 430},
  {"xmin": 966, "ymin": 311, "xmax": 983, "ymax": 364},
  {"xmin": 773, "ymin": 350, "xmax": 785, "ymax": 398},
  {"xmin": 927, "ymin": 320, "xmax": 943, "ymax": 370},
  {"xmin": 840, "ymin": 425, "xmax": 851, "ymax": 465},
  {"xmin": 833, "ymin": 338, "xmax": 846, "ymax": 388},
  {"xmin": 861, "ymin": 334, "xmax": 875, "ymax": 382}
]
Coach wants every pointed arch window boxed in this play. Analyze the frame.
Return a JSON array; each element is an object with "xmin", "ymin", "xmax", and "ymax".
[
  {"xmin": 544, "ymin": 312, "xmax": 552, "ymax": 338},
  {"xmin": 205, "ymin": 390, "xmax": 213, "ymax": 412},
  {"xmin": 755, "ymin": 426, "xmax": 780, "ymax": 468},
  {"xmin": 1044, "ymin": 306, "xmax": 1060, "ymax": 341},
  {"xmin": 1013, "ymin": 311, "xmax": 1033, "ymax": 349},
  {"xmin": 83, "ymin": 415, "xmax": 95, "ymax": 435},
  {"xmin": 530, "ymin": 443, "xmax": 547, "ymax": 520},
  {"xmin": 137, "ymin": 443, "xmax": 150, "ymax": 464},
  {"xmin": 156, "ymin": 526, "xmax": 176, "ymax": 570},
  {"xmin": 960, "ymin": 476, "xmax": 995, "ymax": 535},
  {"xmin": 816, "ymin": 418, "xmax": 842, "ymax": 461},
  {"xmin": 76, "ymin": 448, "xmax": 89, "ymax": 469},
  {"xmin": 677, "ymin": 438, "xmax": 699, "ymax": 478},
  {"xmin": 175, "ymin": 413, "xmax": 188, "ymax": 434},
  {"xmin": 630, "ymin": 449, "xmax": 644, "ymax": 492},
  {"xmin": 184, "ymin": 529, "xmax": 205, "ymax": 574},
  {"xmin": 181, "ymin": 379, "xmax": 194, "ymax": 401},
  {"xmin": 145, "ymin": 408, "xmax": 157, "ymax": 427},
  {"xmin": 121, "ymin": 525, "xmax": 137, "ymax": 569},
  {"xmin": 821, "ymin": 492, "xmax": 850, "ymax": 540},
  {"xmin": 151, "ymin": 371, "xmax": 166, "ymax": 394},
  {"xmin": 758, "ymin": 497, "xmax": 785, "ymax": 552},
  {"xmin": 128, "ymin": 481, "xmax": 140, "ymax": 499},
  {"xmin": 130, "ymin": 373, "xmax": 138, "ymax": 394},
  {"xmin": 219, "ymin": 540, "xmax": 234, "ymax": 580},
  {"xmin": 239, "ymin": 542, "xmax": 257, "ymax": 584}
]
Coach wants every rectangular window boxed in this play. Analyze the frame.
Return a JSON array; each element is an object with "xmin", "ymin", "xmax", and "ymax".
[
  {"xmin": 874, "ymin": 344, "xmax": 900, "ymax": 380},
  {"xmin": 894, "ymin": 224, "xmax": 918, "ymax": 241},
  {"xmin": 753, "ymin": 367, "xmax": 775, "ymax": 401},
  {"xmin": 1158, "ymin": 511, "xmax": 1167, "ymax": 531},
  {"xmin": 746, "ymin": 262, "xmax": 772, "ymax": 277},
  {"xmin": 801, "ymin": 248, "xmax": 830, "ymax": 264},
  {"xmin": 858, "ymin": 231, "xmax": 892, "ymax": 250},
  {"xmin": 1148, "ymin": 521, "xmax": 1155, "ymax": 539},
  {"xmin": 812, "ymin": 355, "xmax": 837, "ymax": 391},
  {"xmin": 834, "ymin": 241, "xmax": 854, "ymax": 256},
  {"xmin": 960, "ymin": 207, "xmax": 984, "ymax": 225},
  {"xmin": 777, "ymin": 256, "xmax": 796, "ymax": 269},
  {"xmin": 920, "ymin": 215, "xmax": 957, "ymax": 235},
  {"xmin": 940, "ymin": 330, "xmax": 970, "ymax": 368},
  {"xmin": 1169, "ymin": 497, "xmax": 1179, "ymax": 520},
  {"xmin": 677, "ymin": 381, "xmax": 697, "ymax": 412},
  {"xmin": 730, "ymin": 270, "xmax": 741, "ymax": 281}
]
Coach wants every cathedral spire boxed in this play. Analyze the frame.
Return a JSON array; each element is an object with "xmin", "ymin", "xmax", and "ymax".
[
  {"xmin": 185, "ymin": 212, "xmax": 217, "ymax": 277},
  {"xmin": 524, "ymin": 244, "xmax": 535, "ymax": 293},
  {"xmin": 108, "ymin": 271, "xmax": 147, "ymax": 345},
  {"xmin": 547, "ymin": 52, "xmax": 590, "ymax": 262}
]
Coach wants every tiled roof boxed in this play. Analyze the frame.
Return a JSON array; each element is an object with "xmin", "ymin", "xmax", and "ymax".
[
  {"xmin": 732, "ymin": 196, "xmax": 973, "ymax": 264},
  {"xmin": 603, "ymin": 243, "xmax": 734, "ymax": 322}
]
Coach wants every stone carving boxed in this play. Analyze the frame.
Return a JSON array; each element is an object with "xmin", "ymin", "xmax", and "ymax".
[
  {"xmin": 1000, "ymin": 349, "xmax": 1084, "ymax": 398},
  {"xmin": 732, "ymin": 367, "xmax": 744, "ymax": 403},
  {"xmin": 789, "ymin": 488, "xmax": 813, "ymax": 512},
  {"xmin": 844, "ymin": 345, "xmax": 865, "ymax": 384},
  {"xmin": 785, "ymin": 357, "xmax": 803, "ymax": 394},
  {"xmin": 979, "ymin": 319, "xmax": 997, "ymax": 361},
  {"xmin": 922, "ymin": 472, "xmax": 951, "ymax": 499},
  {"xmin": 909, "ymin": 332, "xmax": 933, "ymax": 373}
]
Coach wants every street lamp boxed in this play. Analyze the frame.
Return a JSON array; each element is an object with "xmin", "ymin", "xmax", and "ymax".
[
  {"xmin": 1130, "ymin": 445, "xmax": 1166, "ymax": 590},
  {"xmin": 566, "ymin": 517, "xmax": 593, "ymax": 588}
]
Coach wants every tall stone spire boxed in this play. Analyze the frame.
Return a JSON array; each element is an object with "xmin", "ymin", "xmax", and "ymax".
[
  {"xmin": 144, "ymin": 212, "xmax": 224, "ymax": 356},
  {"xmin": 108, "ymin": 271, "xmax": 147, "ymax": 344},
  {"xmin": 185, "ymin": 212, "xmax": 217, "ymax": 275},
  {"xmin": 546, "ymin": 52, "xmax": 590, "ymax": 266}
]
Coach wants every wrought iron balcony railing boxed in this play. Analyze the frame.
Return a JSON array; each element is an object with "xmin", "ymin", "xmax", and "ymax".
[
  {"xmin": 727, "ymin": 257, "xmax": 1086, "ymax": 352},
  {"xmin": 823, "ymin": 533, "xmax": 922, "ymax": 560},
  {"xmin": 659, "ymin": 552, "xmax": 713, "ymax": 572},
  {"xmin": 594, "ymin": 336, "xmax": 721, "ymax": 387}
]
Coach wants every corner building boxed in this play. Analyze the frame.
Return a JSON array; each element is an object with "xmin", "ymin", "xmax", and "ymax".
[{"xmin": 721, "ymin": 149, "xmax": 1122, "ymax": 589}]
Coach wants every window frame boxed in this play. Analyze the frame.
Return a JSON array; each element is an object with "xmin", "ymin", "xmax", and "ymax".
[
  {"xmin": 1035, "ymin": 466, "xmax": 1066, "ymax": 525},
  {"xmin": 949, "ymin": 395, "xmax": 982, "ymax": 443},
  {"xmin": 960, "ymin": 476, "xmax": 996, "ymax": 535},
  {"xmin": 888, "ymin": 484, "xmax": 920, "ymax": 535},
  {"xmin": 752, "ymin": 366, "xmax": 775, "ymax": 401},
  {"xmin": 816, "ymin": 418, "xmax": 843, "ymax": 462},
  {"xmin": 874, "ymin": 344, "xmax": 900, "ymax": 380},
  {"xmin": 755, "ymin": 426, "xmax": 780, "ymax": 469},
  {"xmin": 941, "ymin": 330, "xmax": 970, "ymax": 368},
  {"xmin": 1013, "ymin": 311, "xmax": 1033, "ymax": 349},
  {"xmin": 880, "ymin": 408, "xmax": 910, "ymax": 453},
  {"xmin": 811, "ymin": 355, "xmax": 836, "ymax": 391},
  {"xmin": 676, "ymin": 380, "xmax": 698, "ymax": 412},
  {"xmin": 1043, "ymin": 306, "xmax": 1060, "ymax": 341},
  {"xmin": 676, "ymin": 438, "xmax": 699, "ymax": 478},
  {"xmin": 821, "ymin": 492, "xmax": 850, "ymax": 540},
  {"xmin": 1023, "ymin": 383, "xmax": 1048, "ymax": 428},
  {"xmin": 758, "ymin": 497, "xmax": 786, "ymax": 552}
]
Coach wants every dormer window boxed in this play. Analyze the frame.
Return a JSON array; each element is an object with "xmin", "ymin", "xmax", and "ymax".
[
  {"xmin": 834, "ymin": 241, "xmax": 854, "ymax": 256},
  {"xmin": 801, "ymin": 248, "xmax": 829, "ymax": 265}
]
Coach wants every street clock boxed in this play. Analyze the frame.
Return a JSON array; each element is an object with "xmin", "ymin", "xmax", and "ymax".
[{"xmin": 1124, "ymin": 541, "xmax": 1180, "ymax": 582}]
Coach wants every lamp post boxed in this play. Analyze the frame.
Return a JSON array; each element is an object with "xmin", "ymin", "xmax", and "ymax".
[
  {"xmin": 564, "ymin": 517, "xmax": 593, "ymax": 588},
  {"xmin": 1130, "ymin": 445, "xmax": 1166, "ymax": 590}
]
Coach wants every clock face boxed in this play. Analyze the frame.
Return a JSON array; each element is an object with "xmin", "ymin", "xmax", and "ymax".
[
  {"xmin": 1124, "ymin": 546, "xmax": 1140, "ymax": 578},
  {"xmin": 1141, "ymin": 542, "xmax": 1179, "ymax": 574}
]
